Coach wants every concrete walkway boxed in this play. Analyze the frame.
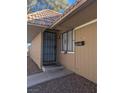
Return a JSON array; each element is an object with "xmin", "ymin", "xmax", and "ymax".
[{"xmin": 27, "ymin": 68, "xmax": 73, "ymax": 88}]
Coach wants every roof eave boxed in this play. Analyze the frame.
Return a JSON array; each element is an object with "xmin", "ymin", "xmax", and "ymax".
[
  {"xmin": 27, "ymin": 23, "xmax": 48, "ymax": 28},
  {"xmin": 50, "ymin": 0, "xmax": 95, "ymax": 29}
]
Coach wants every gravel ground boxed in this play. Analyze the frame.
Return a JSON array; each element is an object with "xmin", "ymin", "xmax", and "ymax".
[
  {"xmin": 28, "ymin": 73, "xmax": 97, "ymax": 93},
  {"xmin": 27, "ymin": 56, "xmax": 41, "ymax": 76}
]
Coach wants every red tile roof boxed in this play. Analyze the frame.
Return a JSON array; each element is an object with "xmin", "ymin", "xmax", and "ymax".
[
  {"xmin": 27, "ymin": 0, "xmax": 88, "ymax": 27},
  {"xmin": 27, "ymin": 9, "xmax": 62, "ymax": 27}
]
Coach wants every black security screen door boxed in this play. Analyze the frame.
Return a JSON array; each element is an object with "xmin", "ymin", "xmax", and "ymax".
[{"xmin": 43, "ymin": 31, "xmax": 56, "ymax": 65}]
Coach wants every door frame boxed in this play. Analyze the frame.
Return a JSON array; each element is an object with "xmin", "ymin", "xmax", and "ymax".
[{"xmin": 42, "ymin": 30, "xmax": 57, "ymax": 65}]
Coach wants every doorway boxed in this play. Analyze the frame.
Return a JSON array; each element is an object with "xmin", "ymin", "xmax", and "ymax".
[{"xmin": 43, "ymin": 31, "xmax": 56, "ymax": 65}]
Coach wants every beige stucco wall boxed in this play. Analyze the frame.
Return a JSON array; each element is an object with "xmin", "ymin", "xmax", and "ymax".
[
  {"xmin": 58, "ymin": 21, "xmax": 97, "ymax": 83},
  {"xmin": 30, "ymin": 32, "xmax": 43, "ymax": 69},
  {"xmin": 75, "ymin": 22, "xmax": 97, "ymax": 83},
  {"xmin": 57, "ymin": 31, "xmax": 75, "ymax": 72},
  {"xmin": 60, "ymin": 53, "xmax": 75, "ymax": 72}
]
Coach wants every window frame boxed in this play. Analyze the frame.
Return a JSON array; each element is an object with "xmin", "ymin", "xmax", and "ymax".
[
  {"xmin": 61, "ymin": 32, "xmax": 67, "ymax": 51},
  {"xmin": 61, "ymin": 30, "xmax": 74, "ymax": 53}
]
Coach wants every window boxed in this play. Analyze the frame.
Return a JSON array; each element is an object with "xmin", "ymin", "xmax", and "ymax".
[
  {"xmin": 62, "ymin": 32, "xmax": 67, "ymax": 51},
  {"xmin": 67, "ymin": 31, "xmax": 73, "ymax": 51},
  {"xmin": 61, "ymin": 30, "xmax": 73, "ymax": 52}
]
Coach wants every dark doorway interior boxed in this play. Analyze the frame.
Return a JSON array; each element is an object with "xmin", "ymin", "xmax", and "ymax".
[{"xmin": 43, "ymin": 31, "xmax": 56, "ymax": 65}]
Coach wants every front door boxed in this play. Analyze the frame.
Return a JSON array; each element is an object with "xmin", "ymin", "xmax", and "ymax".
[{"xmin": 43, "ymin": 31, "xmax": 56, "ymax": 65}]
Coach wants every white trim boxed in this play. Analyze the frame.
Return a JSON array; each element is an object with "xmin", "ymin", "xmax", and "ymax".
[
  {"xmin": 61, "ymin": 51, "xmax": 75, "ymax": 54},
  {"xmin": 68, "ymin": 52, "xmax": 75, "ymax": 54},
  {"xmin": 74, "ymin": 19, "xmax": 97, "ymax": 31}
]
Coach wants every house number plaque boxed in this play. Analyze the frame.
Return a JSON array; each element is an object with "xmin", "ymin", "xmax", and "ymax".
[{"xmin": 75, "ymin": 41, "xmax": 85, "ymax": 46}]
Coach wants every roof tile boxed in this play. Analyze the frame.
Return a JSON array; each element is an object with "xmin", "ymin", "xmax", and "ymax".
[
  {"xmin": 27, "ymin": 9, "xmax": 62, "ymax": 27},
  {"xmin": 27, "ymin": 0, "xmax": 88, "ymax": 27}
]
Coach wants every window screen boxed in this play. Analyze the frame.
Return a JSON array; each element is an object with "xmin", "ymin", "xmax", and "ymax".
[
  {"xmin": 61, "ymin": 30, "xmax": 73, "ymax": 52},
  {"xmin": 62, "ymin": 32, "xmax": 67, "ymax": 51},
  {"xmin": 67, "ymin": 31, "xmax": 73, "ymax": 51}
]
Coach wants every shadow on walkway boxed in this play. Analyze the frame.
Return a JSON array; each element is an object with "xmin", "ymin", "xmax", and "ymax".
[{"xmin": 27, "ymin": 56, "xmax": 41, "ymax": 76}]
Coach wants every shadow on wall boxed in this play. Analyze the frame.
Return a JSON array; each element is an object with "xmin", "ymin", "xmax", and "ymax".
[{"xmin": 27, "ymin": 56, "xmax": 42, "ymax": 76}]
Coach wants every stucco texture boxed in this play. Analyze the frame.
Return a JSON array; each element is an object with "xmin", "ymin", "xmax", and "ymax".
[
  {"xmin": 59, "ymin": 21, "xmax": 97, "ymax": 83},
  {"xmin": 30, "ymin": 32, "xmax": 42, "ymax": 69}
]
